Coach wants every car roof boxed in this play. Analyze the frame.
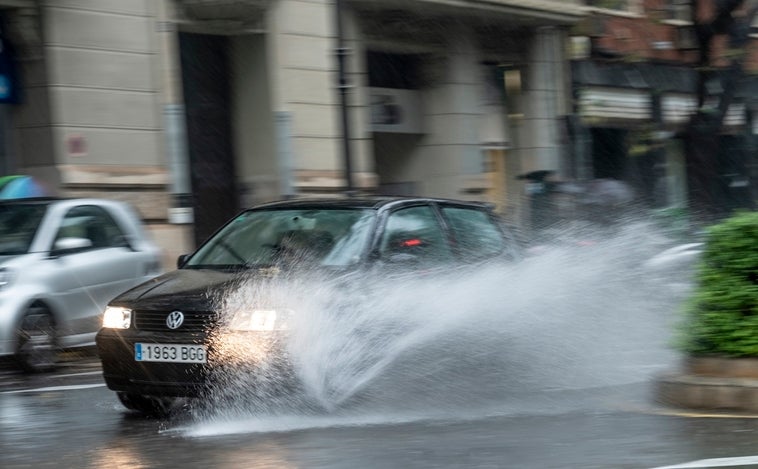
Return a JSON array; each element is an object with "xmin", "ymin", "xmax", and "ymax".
[
  {"xmin": 0, "ymin": 197, "xmax": 137, "ymax": 217},
  {"xmin": 0, "ymin": 197, "xmax": 58, "ymax": 206},
  {"xmin": 249, "ymin": 196, "xmax": 493, "ymax": 212}
]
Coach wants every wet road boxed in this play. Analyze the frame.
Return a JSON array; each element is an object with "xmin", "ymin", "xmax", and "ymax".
[
  {"xmin": 3, "ymin": 355, "xmax": 758, "ymax": 469},
  {"xmin": 0, "ymin": 239, "xmax": 742, "ymax": 469}
]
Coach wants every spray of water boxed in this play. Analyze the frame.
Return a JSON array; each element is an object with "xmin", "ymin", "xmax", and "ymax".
[{"xmin": 179, "ymin": 218, "xmax": 694, "ymax": 436}]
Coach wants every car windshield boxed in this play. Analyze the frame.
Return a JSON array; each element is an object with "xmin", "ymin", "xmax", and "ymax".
[
  {"xmin": 0, "ymin": 203, "xmax": 48, "ymax": 255},
  {"xmin": 185, "ymin": 208, "xmax": 376, "ymax": 269}
]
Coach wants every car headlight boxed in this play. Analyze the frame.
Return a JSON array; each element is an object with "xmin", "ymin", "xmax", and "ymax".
[
  {"xmin": 102, "ymin": 306, "xmax": 132, "ymax": 329},
  {"xmin": 229, "ymin": 309, "xmax": 289, "ymax": 331}
]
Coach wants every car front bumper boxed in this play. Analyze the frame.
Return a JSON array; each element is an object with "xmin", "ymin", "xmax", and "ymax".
[
  {"xmin": 96, "ymin": 329, "xmax": 209, "ymax": 397},
  {"xmin": 96, "ymin": 328, "xmax": 289, "ymax": 398}
]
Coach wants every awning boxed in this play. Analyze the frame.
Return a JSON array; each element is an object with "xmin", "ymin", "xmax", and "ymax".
[
  {"xmin": 578, "ymin": 87, "xmax": 650, "ymax": 123},
  {"xmin": 579, "ymin": 87, "xmax": 747, "ymax": 128},
  {"xmin": 662, "ymin": 94, "xmax": 746, "ymax": 127}
]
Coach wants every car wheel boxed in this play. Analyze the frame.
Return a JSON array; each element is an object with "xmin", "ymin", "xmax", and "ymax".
[
  {"xmin": 16, "ymin": 304, "xmax": 57, "ymax": 373},
  {"xmin": 116, "ymin": 392, "xmax": 180, "ymax": 418}
]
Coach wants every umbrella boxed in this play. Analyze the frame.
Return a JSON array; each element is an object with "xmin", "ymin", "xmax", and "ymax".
[{"xmin": 0, "ymin": 175, "xmax": 50, "ymax": 199}]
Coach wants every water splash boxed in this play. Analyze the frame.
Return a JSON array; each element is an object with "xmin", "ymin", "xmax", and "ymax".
[{"xmin": 182, "ymin": 219, "xmax": 694, "ymax": 435}]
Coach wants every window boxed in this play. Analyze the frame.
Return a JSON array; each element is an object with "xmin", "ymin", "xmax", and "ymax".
[
  {"xmin": 666, "ymin": 0, "xmax": 692, "ymax": 22},
  {"xmin": 55, "ymin": 205, "xmax": 127, "ymax": 250},
  {"xmin": 441, "ymin": 207, "xmax": 508, "ymax": 261},
  {"xmin": 0, "ymin": 203, "xmax": 48, "ymax": 255},
  {"xmin": 379, "ymin": 206, "xmax": 452, "ymax": 265},
  {"xmin": 186, "ymin": 209, "xmax": 375, "ymax": 268}
]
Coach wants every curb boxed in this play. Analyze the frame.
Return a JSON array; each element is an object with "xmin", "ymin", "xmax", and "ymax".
[{"xmin": 655, "ymin": 371, "xmax": 758, "ymax": 413}]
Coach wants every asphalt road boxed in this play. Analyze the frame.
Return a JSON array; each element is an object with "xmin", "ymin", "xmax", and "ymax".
[
  {"xmin": 0, "ymin": 241, "xmax": 733, "ymax": 469},
  {"xmin": 3, "ymin": 355, "xmax": 758, "ymax": 469}
]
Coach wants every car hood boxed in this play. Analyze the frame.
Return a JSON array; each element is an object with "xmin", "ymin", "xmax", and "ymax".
[{"xmin": 111, "ymin": 268, "xmax": 240, "ymax": 311}]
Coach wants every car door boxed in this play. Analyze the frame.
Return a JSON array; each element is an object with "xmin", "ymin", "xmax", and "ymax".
[{"xmin": 46, "ymin": 204, "xmax": 147, "ymax": 338}]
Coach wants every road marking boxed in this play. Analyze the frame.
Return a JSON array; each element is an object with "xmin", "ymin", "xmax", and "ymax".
[
  {"xmin": 1, "ymin": 383, "xmax": 105, "ymax": 394},
  {"xmin": 620, "ymin": 403, "xmax": 758, "ymax": 419},
  {"xmin": 646, "ymin": 406, "xmax": 758, "ymax": 418},
  {"xmin": 651, "ymin": 455, "xmax": 758, "ymax": 468},
  {"xmin": 53, "ymin": 371, "xmax": 102, "ymax": 379}
]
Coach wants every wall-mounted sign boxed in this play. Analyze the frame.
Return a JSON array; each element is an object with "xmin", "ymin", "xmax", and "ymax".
[
  {"xmin": 66, "ymin": 134, "xmax": 87, "ymax": 157},
  {"xmin": 0, "ymin": 33, "xmax": 19, "ymax": 104}
]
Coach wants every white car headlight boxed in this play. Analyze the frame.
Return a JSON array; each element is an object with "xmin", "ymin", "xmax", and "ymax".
[
  {"xmin": 230, "ymin": 309, "xmax": 288, "ymax": 331},
  {"xmin": 102, "ymin": 306, "xmax": 132, "ymax": 329}
]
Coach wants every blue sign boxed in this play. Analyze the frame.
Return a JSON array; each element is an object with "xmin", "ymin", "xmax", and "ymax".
[{"xmin": 0, "ymin": 32, "xmax": 19, "ymax": 104}]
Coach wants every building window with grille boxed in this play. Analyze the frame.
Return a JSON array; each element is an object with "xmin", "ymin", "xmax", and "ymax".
[{"xmin": 667, "ymin": 0, "xmax": 692, "ymax": 23}]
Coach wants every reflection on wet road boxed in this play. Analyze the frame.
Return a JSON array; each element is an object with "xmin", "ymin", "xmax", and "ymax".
[{"xmin": 4, "ymin": 368, "xmax": 758, "ymax": 469}]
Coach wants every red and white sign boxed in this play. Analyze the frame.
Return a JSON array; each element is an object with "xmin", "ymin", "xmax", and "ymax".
[{"xmin": 66, "ymin": 134, "xmax": 87, "ymax": 157}]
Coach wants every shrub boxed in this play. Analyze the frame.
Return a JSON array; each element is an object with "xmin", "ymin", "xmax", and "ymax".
[{"xmin": 680, "ymin": 211, "xmax": 758, "ymax": 356}]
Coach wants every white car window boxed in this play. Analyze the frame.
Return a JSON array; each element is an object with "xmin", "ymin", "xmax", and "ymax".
[{"xmin": 55, "ymin": 205, "xmax": 128, "ymax": 250}]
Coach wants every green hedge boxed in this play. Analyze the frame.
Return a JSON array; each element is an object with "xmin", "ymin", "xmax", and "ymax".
[{"xmin": 680, "ymin": 211, "xmax": 758, "ymax": 356}]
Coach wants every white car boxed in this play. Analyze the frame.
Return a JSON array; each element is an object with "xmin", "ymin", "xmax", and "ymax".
[{"xmin": 0, "ymin": 197, "xmax": 163, "ymax": 372}]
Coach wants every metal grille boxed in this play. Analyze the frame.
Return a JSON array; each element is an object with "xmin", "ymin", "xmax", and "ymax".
[{"xmin": 134, "ymin": 310, "xmax": 216, "ymax": 333}]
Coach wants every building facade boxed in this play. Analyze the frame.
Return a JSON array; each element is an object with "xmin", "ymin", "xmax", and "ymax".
[
  {"xmin": 0, "ymin": 0, "xmax": 585, "ymax": 265},
  {"xmin": 0, "ymin": 0, "xmax": 183, "ymax": 266},
  {"xmin": 570, "ymin": 0, "xmax": 758, "ymax": 222}
]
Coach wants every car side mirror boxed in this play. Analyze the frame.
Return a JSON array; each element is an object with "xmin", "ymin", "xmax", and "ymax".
[
  {"xmin": 177, "ymin": 254, "xmax": 189, "ymax": 268},
  {"xmin": 52, "ymin": 237, "xmax": 92, "ymax": 255}
]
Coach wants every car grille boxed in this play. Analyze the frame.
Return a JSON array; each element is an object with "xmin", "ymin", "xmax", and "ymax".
[{"xmin": 133, "ymin": 310, "xmax": 217, "ymax": 333}]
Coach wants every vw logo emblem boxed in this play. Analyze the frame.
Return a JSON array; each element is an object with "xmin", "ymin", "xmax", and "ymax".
[{"xmin": 166, "ymin": 311, "xmax": 184, "ymax": 330}]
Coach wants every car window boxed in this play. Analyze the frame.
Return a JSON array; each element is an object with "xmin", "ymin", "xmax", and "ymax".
[
  {"xmin": 379, "ymin": 205, "xmax": 453, "ymax": 265},
  {"xmin": 441, "ymin": 206, "xmax": 508, "ymax": 261},
  {"xmin": 186, "ymin": 208, "xmax": 375, "ymax": 268},
  {"xmin": 0, "ymin": 203, "xmax": 48, "ymax": 255},
  {"xmin": 55, "ymin": 205, "xmax": 128, "ymax": 250}
]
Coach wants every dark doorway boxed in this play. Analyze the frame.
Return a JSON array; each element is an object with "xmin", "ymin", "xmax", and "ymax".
[
  {"xmin": 718, "ymin": 135, "xmax": 753, "ymax": 212},
  {"xmin": 367, "ymin": 51, "xmax": 423, "ymax": 89},
  {"xmin": 179, "ymin": 32, "xmax": 238, "ymax": 246},
  {"xmin": 590, "ymin": 127, "xmax": 627, "ymax": 180}
]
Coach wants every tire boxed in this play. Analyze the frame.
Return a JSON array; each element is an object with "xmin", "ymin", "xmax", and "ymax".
[
  {"xmin": 16, "ymin": 304, "xmax": 57, "ymax": 373},
  {"xmin": 116, "ymin": 392, "xmax": 180, "ymax": 418}
]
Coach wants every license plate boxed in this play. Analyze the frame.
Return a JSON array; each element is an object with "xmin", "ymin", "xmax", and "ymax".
[{"xmin": 134, "ymin": 343, "xmax": 207, "ymax": 363}]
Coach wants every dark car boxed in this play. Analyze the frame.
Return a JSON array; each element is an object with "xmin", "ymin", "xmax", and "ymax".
[{"xmin": 95, "ymin": 197, "xmax": 521, "ymax": 416}]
